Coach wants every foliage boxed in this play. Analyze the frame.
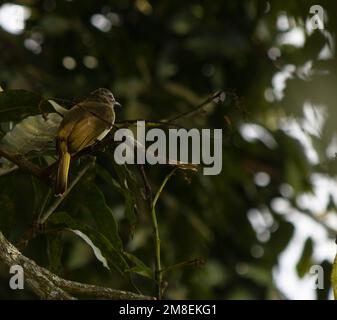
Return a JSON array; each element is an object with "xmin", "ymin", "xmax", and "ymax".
[{"xmin": 0, "ymin": 0, "xmax": 336, "ymax": 299}]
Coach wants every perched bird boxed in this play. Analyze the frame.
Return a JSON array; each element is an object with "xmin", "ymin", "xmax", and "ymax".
[{"xmin": 55, "ymin": 88, "xmax": 121, "ymax": 196}]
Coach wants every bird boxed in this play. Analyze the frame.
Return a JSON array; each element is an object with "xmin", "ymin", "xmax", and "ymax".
[{"xmin": 55, "ymin": 88, "xmax": 121, "ymax": 196}]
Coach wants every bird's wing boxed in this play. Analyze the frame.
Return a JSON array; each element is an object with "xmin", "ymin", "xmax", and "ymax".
[
  {"xmin": 57, "ymin": 106, "xmax": 84, "ymax": 142},
  {"xmin": 67, "ymin": 113, "xmax": 109, "ymax": 153}
]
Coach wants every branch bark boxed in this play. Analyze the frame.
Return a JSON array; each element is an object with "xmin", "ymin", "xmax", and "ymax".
[{"xmin": 0, "ymin": 232, "xmax": 155, "ymax": 300}]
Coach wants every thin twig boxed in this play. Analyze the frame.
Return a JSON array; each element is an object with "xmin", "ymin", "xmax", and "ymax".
[
  {"xmin": 16, "ymin": 188, "xmax": 53, "ymax": 250},
  {"xmin": 115, "ymin": 119, "xmax": 183, "ymax": 129},
  {"xmin": 166, "ymin": 91, "xmax": 224, "ymax": 123},
  {"xmin": 151, "ymin": 168, "xmax": 177, "ymax": 299},
  {"xmin": 37, "ymin": 188, "xmax": 53, "ymax": 221},
  {"xmin": 139, "ymin": 164, "xmax": 153, "ymax": 203},
  {"xmin": 0, "ymin": 145, "xmax": 51, "ymax": 186},
  {"xmin": 161, "ymin": 258, "xmax": 205, "ymax": 274},
  {"xmin": 38, "ymin": 159, "xmax": 94, "ymax": 224}
]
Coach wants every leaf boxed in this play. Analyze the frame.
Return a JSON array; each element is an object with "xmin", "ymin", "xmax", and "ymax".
[
  {"xmin": 111, "ymin": 161, "xmax": 138, "ymax": 232},
  {"xmin": 1, "ymin": 112, "xmax": 62, "ymax": 154},
  {"xmin": 126, "ymin": 266, "xmax": 154, "ymax": 280},
  {"xmin": 296, "ymin": 238, "xmax": 314, "ymax": 278},
  {"xmin": 84, "ymin": 184, "xmax": 123, "ymax": 251},
  {"xmin": 124, "ymin": 251, "xmax": 154, "ymax": 280},
  {"xmin": 46, "ymin": 232, "xmax": 63, "ymax": 274},
  {"xmin": 97, "ymin": 154, "xmax": 139, "ymax": 233},
  {"xmin": 0, "ymin": 89, "xmax": 54, "ymax": 121},
  {"xmin": 48, "ymin": 212, "xmax": 129, "ymax": 277},
  {"xmin": 71, "ymin": 229, "xmax": 109, "ymax": 269}
]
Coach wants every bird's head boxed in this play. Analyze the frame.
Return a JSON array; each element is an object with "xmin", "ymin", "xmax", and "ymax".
[{"xmin": 88, "ymin": 88, "xmax": 122, "ymax": 107}]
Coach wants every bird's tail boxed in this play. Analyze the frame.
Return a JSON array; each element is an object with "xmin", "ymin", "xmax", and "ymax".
[{"xmin": 55, "ymin": 140, "xmax": 71, "ymax": 196}]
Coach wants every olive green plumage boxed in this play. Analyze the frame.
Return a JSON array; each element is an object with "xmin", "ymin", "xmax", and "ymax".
[{"xmin": 55, "ymin": 88, "xmax": 120, "ymax": 196}]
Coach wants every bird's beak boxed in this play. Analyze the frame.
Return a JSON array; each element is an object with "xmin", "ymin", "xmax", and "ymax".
[{"xmin": 114, "ymin": 101, "xmax": 122, "ymax": 108}]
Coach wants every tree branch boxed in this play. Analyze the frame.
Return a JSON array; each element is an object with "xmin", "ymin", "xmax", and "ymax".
[
  {"xmin": 0, "ymin": 145, "xmax": 51, "ymax": 186},
  {"xmin": 0, "ymin": 232, "xmax": 155, "ymax": 300},
  {"xmin": 0, "ymin": 231, "xmax": 74, "ymax": 299},
  {"xmin": 165, "ymin": 91, "xmax": 225, "ymax": 122}
]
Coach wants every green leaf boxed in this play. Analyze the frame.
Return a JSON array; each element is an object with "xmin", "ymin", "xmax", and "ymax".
[
  {"xmin": 0, "ymin": 89, "xmax": 54, "ymax": 121},
  {"xmin": 111, "ymin": 160, "xmax": 139, "ymax": 233},
  {"xmin": 296, "ymin": 238, "xmax": 314, "ymax": 278},
  {"xmin": 59, "ymin": 170, "xmax": 123, "ymax": 251},
  {"xmin": 124, "ymin": 251, "xmax": 154, "ymax": 280},
  {"xmin": 1, "ymin": 113, "xmax": 62, "ymax": 154},
  {"xmin": 96, "ymin": 156, "xmax": 139, "ymax": 234},
  {"xmin": 126, "ymin": 266, "xmax": 154, "ymax": 280},
  {"xmin": 84, "ymin": 184, "xmax": 123, "ymax": 251},
  {"xmin": 48, "ymin": 212, "xmax": 129, "ymax": 277}
]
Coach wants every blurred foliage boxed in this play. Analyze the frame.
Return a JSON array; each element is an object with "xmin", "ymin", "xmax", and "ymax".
[{"xmin": 0, "ymin": 0, "xmax": 336, "ymax": 300}]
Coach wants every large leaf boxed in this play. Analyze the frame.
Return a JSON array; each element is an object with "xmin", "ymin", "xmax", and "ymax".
[
  {"xmin": 0, "ymin": 90, "xmax": 54, "ymax": 121},
  {"xmin": 124, "ymin": 251, "xmax": 154, "ymax": 280},
  {"xmin": 111, "ymin": 161, "xmax": 139, "ymax": 233},
  {"xmin": 1, "ymin": 113, "xmax": 62, "ymax": 154},
  {"xmin": 84, "ymin": 184, "xmax": 123, "ymax": 251},
  {"xmin": 48, "ymin": 212, "xmax": 129, "ymax": 277},
  {"xmin": 61, "ymin": 170, "xmax": 124, "ymax": 251},
  {"xmin": 96, "ymin": 154, "xmax": 139, "ymax": 234}
]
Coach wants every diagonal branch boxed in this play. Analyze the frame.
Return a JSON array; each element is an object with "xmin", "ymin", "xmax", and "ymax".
[
  {"xmin": 0, "ymin": 145, "xmax": 51, "ymax": 185},
  {"xmin": 165, "ymin": 91, "xmax": 225, "ymax": 122},
  {"xmin": 0, "ymin": 232, "xmax": 155, "ymax": 300}
]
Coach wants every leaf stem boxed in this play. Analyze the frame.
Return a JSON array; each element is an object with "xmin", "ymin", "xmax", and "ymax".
[
  {"xmin": 161, "ymin": 258, "xmax": 205, "ymax": 274},
  {"xmin": 38, "ymin": 159, "xmax": 94, "ymax": 224},
  {"xmin": 151, "ymin": 168, "xmax": 177, "ymax": 299},
  {"xmin": 37, "ymin": 188, "xmax": 52, "ymax": 221}
]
